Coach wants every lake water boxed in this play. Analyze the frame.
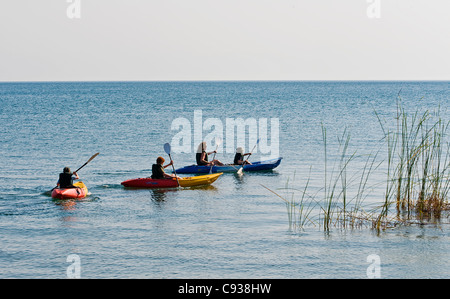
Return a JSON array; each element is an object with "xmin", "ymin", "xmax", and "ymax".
[{"xmin": 0, "ymin": 81, "xmax": 449, "ymax": 278}]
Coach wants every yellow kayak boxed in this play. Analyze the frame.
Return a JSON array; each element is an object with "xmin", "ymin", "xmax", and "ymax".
[{"xmin": 177, "ymin": 172, "xmax": 223, "ymax": 187}]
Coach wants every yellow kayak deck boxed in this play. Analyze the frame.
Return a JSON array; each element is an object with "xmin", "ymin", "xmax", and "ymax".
[{"xmin": 177, "ymin": 172, "xmax": 223, "ymax": 187}]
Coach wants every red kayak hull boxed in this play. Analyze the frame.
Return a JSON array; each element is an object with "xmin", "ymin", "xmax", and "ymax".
[
  {"xmin": 51, "ymin": 182, "xmax": 88, "ymax": 199},
  {"xmin": 121, "ymin": 177, "xmax": 178, "ymax": 188}
]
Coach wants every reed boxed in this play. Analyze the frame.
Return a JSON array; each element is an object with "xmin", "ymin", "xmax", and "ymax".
[
  {"xmin": 374, "ymin": 128, "xmax": 396, "ymax": 231},
  {"xmin": 414, "ymin": 116, "xmax": 450, "ymax": 220},
  {"xmin": 320, "ymin": 125, "xmax": 359, "ymax": 231},
  {"xmin": 261, "ymin": 169, "xmax": 317, "ymax": 231},
  {"xmin": 265, "ymin": 97, "xmax": 450, "ymax": 233},
  {"xmin": 382, "ymin": 99, "xmax": 450, "ymax": 223},
  {"xmin": 362, "ymin": 98, "xmax": 450, "ymax": 231},
  {"xmin": 263, "ymin": 125, "xmax": 378, "ymax": 231}
]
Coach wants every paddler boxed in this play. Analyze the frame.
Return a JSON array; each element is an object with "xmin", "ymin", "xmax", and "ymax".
[
  {"xmin": 151, "ymin": 156, "xmax": 180, "ymax": 179},
  {"xmin": 234, "ymin": 147, "xmax": 252, "ymax": 165},
  {"xmin": 57, "ymin": 167, "xmax": 79, "ymax": 188},
  {"xmin": 196, "ymin": 141, "xmax": 224, "ymax": 166}
]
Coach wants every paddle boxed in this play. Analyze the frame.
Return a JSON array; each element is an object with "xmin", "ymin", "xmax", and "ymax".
[
  {"xmin": 49, "ymin": 152, "xmax": 100, "ymax": 193},
  {"xmin": 164, "ymin": 143, "xmax": 180, "ymax": 187},
  {"xmin": 237, "ymin": 139, "xmax": 259, "ymax": 175},
  {"xmin": 209, "ymin": 137, "xmax": 222, "ymax": 174},
  {"xmin": 74, "ymin": 152, "xmax": 100, "ymax": 173}
]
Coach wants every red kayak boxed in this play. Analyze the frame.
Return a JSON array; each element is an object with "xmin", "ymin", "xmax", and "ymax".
[
  {"xmin": 51, "ymin": 181, "xmax": 88, "ymax": 200},
  {"xmin": 122, "ymin": 177, "xmax": 178, "ymax": 188},
  {"xmin": 121, "ymin": 173, "xmax": 222, "ymax": 188}
]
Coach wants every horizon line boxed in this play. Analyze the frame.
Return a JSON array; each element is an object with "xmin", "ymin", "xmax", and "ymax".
[{"xmin": 1, "ymin": 79, "xmax": 449, "ymax": 84}]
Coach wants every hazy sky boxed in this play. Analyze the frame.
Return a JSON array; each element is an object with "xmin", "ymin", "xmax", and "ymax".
[{"xmin": 1, "ymin": 0, "xmax": 449, "ymax": 81}]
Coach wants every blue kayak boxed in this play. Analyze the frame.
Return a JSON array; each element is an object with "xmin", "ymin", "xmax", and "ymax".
[{"xmin": 174, "ymin": 157, "xmax": 282, "ymax": 174}]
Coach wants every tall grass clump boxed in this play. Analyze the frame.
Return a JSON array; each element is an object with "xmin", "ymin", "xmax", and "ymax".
[
  {"xmin": 321, "ymin": 124, "xmax": 360, "ymax": 231},
  {"xmin": 265, "ymin": 97, "xmax": 450, "ymax": 233},
  {"xmin": 263, "ymin": 125, "xmax": 381, "ymax": 231},
  {"xmin": 377, "ymin": 99, "xmax": 450, "ymax": 223}
]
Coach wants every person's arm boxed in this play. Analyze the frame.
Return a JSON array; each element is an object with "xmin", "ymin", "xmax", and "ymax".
[
  {"xmin": 201, "ymin": 152, "xmax": 209, "ymax": 164},
  {"xmin": 164, "ymin": 173, "xmax": 180, "ymax": 179},
  {"xmin": 162, "ymin": 161, "xmax": 180, "ymax": 179},
  {"xmin": 236, "ymin": 153, "xmax": 251, "ymax": 165},
  {"xmin": 207, "ymin": 150, "xmax": 217, "ymax": 155},
  {"xmin": 163, "ymin": 161, "xmax": 173, "ymax": 169},
  {"xmin": 164, "ymin": 172, "xmax": 174, "ymax": 179},
  {"xmin": 72, "ymin": 172, "xmax": 79, "ymax": 180},
  {"xmin": 242, "ymin": 153, "xmax": 252, "ymax": 165}
]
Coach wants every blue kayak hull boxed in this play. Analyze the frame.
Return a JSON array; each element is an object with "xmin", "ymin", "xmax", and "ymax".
[{"xmin": 174, "ymin": 157, "xmax": 282, "ymax": 174}]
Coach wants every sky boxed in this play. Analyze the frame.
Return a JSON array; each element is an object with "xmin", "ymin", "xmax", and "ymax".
[{"xmin": 0, "ymin": 0, "xmax": 449, "ymax": 81}]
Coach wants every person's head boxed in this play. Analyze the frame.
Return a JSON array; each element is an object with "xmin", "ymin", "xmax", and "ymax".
[
  {"xmin": 197, "ymin": 141, "xmax": 207, "ymax": 153},
  {"xmin": 63, "ymin": 167, "xmax": 71, "ymax": 174},
  {"xmin": 236, "ymin": 147, "xmax": 244, "ymax": 154},
  {"xmin": 156, "ymin": 156, "xmax": 165, "ymax": 165}
]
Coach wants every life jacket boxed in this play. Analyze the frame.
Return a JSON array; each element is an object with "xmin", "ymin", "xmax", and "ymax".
[
  {"xmin": 234, "ymin": 153, "xmax": 243, "ymax": 165},
  {"xmin": 151, "ymin": 164, "xmax": 165, "ymax": 179},
  {"xmin": 196, "ymin": 152, "xmax": 208, "ymax": 166},
  {"xmin": 59, "ymin": 172, "xmax": 74, "ymax": 188}
]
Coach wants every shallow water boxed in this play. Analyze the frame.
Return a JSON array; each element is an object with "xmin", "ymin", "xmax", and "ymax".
[{"xmin": 0, "ymin": 81, "xmax": 449, "ymax": 278}]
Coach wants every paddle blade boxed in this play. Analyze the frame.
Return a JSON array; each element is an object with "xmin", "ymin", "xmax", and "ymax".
[
  {"xmin": 237, "ymin": 138, "xmax": 258, "ymax": 175},
  {"xmin": 237, "ymin": 167, "xmax": 243, "ymax": 175},
  {"xmin": 85, "ymin": 152, "xmax": 100, "ymax": 165},
  {"xmin": 215, "ymin": 136, "xmax": 223, "ymax": 147},
  {"xmin": 164, "ymin": 142, "xmax": 179, "ymax": 186},
  {"xmin": 74, "ymin": 152, "xmax": 100, "ymax": 173},
  {"xmin": 164, "ymin": 143, "xmax": 171, "ymax": 155}
]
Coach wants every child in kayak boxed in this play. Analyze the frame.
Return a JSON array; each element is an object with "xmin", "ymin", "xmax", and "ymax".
[
  {"xmin": 234, "ymin": 147, "xmax": 252, "ymax": 165},
  {"xmin": 57, "ymin": 167, "xmax": 79, "ymax": 188},
  {"xmin": 151, "ymin": 156, "xmax": 180, "ymax": 179},
  {"xmin": 196, "ymin": 142, "xmax": 224, "ymax": 166}
]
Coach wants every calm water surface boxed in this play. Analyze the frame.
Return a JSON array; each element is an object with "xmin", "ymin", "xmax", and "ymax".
[{"xmin": 0, "ymin": 81, "xmax": 449, "ymax": 278}]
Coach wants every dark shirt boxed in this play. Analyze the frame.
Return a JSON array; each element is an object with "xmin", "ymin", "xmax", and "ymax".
[
  {"xmin": 151, "ymin": 164, "xmax": 165, "ymax": 179},
  {"xmin": 234, "ymin": 153, "xmax": 243, "ymax": 165},
  {"xmin": 196, "ymin": 152, "xmax": 208, "ymax": 166},
  {"xmin": 58, "ymin": 172, "xmax": 75, "ymax": 188}
]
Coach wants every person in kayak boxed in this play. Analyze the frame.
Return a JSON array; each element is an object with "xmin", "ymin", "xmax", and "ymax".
[
  {"xmin": 234, "ymin": 147, "xmax": 252, "ymax": 165},
  {"xmin": 196, "ymin": 142, "xmax": 224, "ymax": 166},
  {"xmin": 151, "ymin": 156, "xmax": 179, "ymax": 179},
  {"xmin": 57, "ymin": 167, "xmax": 79, "ymax": 188}
]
